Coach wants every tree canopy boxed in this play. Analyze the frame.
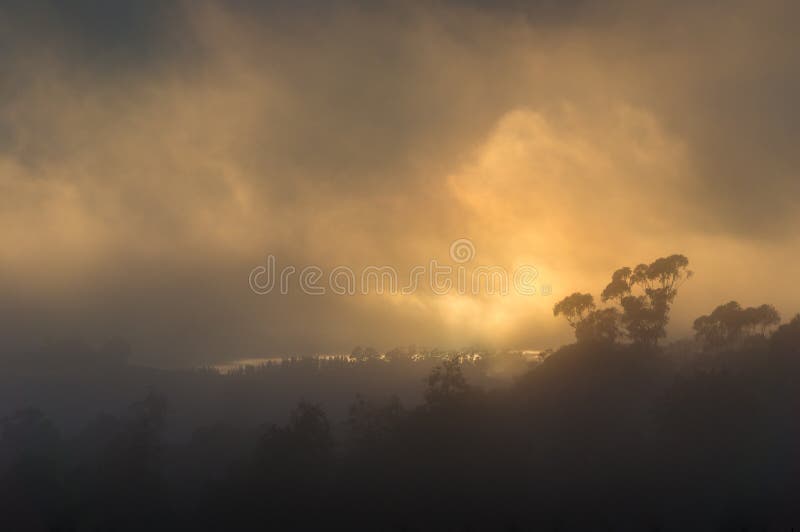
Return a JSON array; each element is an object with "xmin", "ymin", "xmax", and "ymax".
[{"xmin": 555, "ymin": 254, "xmax": 692, "ymax": 346}]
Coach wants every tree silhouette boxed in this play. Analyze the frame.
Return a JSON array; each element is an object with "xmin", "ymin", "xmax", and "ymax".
[
  {"xmin": 694, "ymin": 301, "xmax": 781, "ymax": 349},
  {"xmin": 553, "ymin": 292, "xmax": 596, "ymax": 328},
  {"xmin": 346, "ymin": 394, "xmax": 404, "ymax": 448},
  {"xmin": 575, "ymin": 307, "xmax": 622, "ymax": 345},
  {"xmin": 424, "ymin": 359, "xmax": 470, "ymax": 406},
  {"xmin": 604, "ymin": 254, "xmax": 692, "ymax": 346},
  {"xmin": 556, "ymin": 255, "xmax": 691, "ymax": 346},
  {"xmin": 769, "ymin": 314, "xmax": 800, "ymax": 356}
]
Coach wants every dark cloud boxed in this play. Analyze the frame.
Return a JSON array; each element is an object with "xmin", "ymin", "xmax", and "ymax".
[{"xmin": 0, "ymin": 0, "xmax": 188, "ymax": 64}]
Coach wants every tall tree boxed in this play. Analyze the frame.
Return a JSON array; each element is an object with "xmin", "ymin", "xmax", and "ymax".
[
  {"xmin": 603, "ymin": 254, "xmax": 692, "ymax": 346},
  {"xmin": 555, "ymin": 255, "xmax": 692, "ymax": 347}
]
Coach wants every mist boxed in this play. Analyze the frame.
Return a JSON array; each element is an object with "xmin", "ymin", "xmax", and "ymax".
[
  {"xmin": 1, "ymin": 1, "xmax": 800, "ymax": 530},
  {"xmin": 1, "ymin": 0, "xmax": 799, "ymax": 365}
]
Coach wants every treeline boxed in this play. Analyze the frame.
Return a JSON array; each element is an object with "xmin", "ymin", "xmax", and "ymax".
[{"xmin": 0, "ymin": 344, "xmax": 529, "ymax": 441}]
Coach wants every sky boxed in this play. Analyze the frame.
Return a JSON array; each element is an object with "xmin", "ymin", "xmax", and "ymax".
[{"xmin": 1, "ymin": 0, "xmax": 799, "ymax": 366}]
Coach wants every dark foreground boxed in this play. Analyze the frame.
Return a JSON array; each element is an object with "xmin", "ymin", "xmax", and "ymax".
[{"xmin": 2, "ymin": 320, "xmax": 799, "ymax": 531}]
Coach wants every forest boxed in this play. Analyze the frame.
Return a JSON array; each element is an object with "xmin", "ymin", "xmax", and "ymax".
[{"xmin": 1, "ymin": 255, "xmax": 799, "ymax": 531}]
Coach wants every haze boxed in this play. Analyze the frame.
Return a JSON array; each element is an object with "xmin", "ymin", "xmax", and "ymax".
[{"xmin": 1, "ymin": 0, "xmax": 799, "ymax": 366}]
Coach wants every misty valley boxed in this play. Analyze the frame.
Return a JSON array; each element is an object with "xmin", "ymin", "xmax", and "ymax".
[{"xmin": 2, "ymin": 256, "xmax": 799, "ymax": 530}]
